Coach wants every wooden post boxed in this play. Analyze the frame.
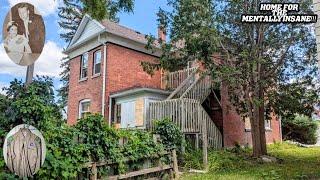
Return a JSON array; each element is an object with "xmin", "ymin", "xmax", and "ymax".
[
  {"xmin": 172, "ymin": 149, "xmax": 179, "ymax": 179},
  {"xmin": 90, "ymin": 163, "xmax": 97, "ymax": 180},
  {"xmin": 201, "ymin": 106, "xmax": 208, "ymax": 171},
  {"xmin": 25, "ymin": 64, "xmax": 34, "ymax": 86},
  {"xmin": 195, "ymin": 133, "xmax": 199, "ymax": 150}
]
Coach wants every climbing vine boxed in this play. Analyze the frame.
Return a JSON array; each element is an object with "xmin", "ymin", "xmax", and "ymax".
[
  {"xmin": 0, "ymin": 78, "xmax": 174, "ymax": 178},
  {"xmin": 153, "ymin": 118, "xmax": 185, "ymax": 150}
]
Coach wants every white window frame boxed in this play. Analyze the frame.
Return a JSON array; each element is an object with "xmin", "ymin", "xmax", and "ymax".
[
  {"xmin": 93, "ymin": 50, "xmax": 102, "ymax": 75},
  {"xmin": 265, "ymin": 119, "xmax": 272, "ymax": 130},
  {"xmin": 79, "ymin": 99, "xmax": 91, "ymax": 118},
  {"xmin": 80, "ymin": 52, "xmax": 89, "ymax": 80}
]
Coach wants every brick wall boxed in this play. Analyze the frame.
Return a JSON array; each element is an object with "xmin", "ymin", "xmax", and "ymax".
[
  {"xmin": 104, "ymin": 43, "xmax": 162, "ymax": 118},
  {"xmin": 67, "ymin": 43, "xmax": 161, "ymax": 124},
  {"xmin": 67, "ymin": 45, "xmax": 104, "ymax": 125},
  {"xmin": 67, "ymin": 43, "xmax": 281, "ymax": 147},
  {"xmin": 221, "ymin": 83, "xmax": 282, "ymax": 147}
]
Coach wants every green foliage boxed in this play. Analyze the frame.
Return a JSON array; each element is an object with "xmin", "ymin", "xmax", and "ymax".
[
  {"xmin": 153, "ymin": 118, "xmax": 184, "ymax": 150},
  {"xmin": 145, "ymin": 0, "xmax": 319, "ymax": 156},
  {"xmin": 282, "ymin": 114, "xmax": 318, "ymax": 144},
  {"xmin": 269, "ymin": 80, "xmax": 319, "ymax": 121},
  {"xmin": 75, "ymin": 114, "xmax": 117, "ymax": 162},
  {"xmin": 3, "ymin": 77, "xmax": 62, "ymax": 129},
  {"xmin": 183, "ymin": 149, "xmax": 203, "ymax": 170},
  {"xmin": 36, "ymin": 121, "xmax": 85, "ymax": 179},
  {"xmin": 0, "ymin": 78, "xmax": 168, "ymax": 178},
  {"xmin": 143, "ymin": 0, "xmax": 219, "ymax": 74}
]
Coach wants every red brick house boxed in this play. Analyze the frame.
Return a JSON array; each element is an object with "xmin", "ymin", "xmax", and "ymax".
[{"xmin": 64, "ymin": 15, "xmax": 282, "ymax": 148}]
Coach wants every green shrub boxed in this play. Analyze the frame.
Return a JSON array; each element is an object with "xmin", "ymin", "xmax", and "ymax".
[
  {"xmin": 153, "ymin": 118, "xmax": 184, "ymax": 150},
  {"xmin": 282, "ymin": 114, "xmax": 318, "ymax": 144},
  {"xmin": 0, "ymin": 78, "xmax": 171, "ymax": 178}
]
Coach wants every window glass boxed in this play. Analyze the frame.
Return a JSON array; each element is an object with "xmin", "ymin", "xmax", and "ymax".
[
  {"xmin": 79, "ymin": 100, "xmax": 90, "ymax": 118},
  {"xmin": 93, "ymin": 50, "xmax": 101, "ymax": 75},
  {"xmin": 265, "ymin": 119, "xmax": 271, "ymax": 129},
  {"xmin": 80, "ymin": 53, "xmax": 88, "ymax": 79},
  {"xmin": 115, "ymin": 104, "xmax": 121, "ymax": 123}
]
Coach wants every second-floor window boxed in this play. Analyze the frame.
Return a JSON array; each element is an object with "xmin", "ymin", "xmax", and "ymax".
[
  {"xmin": 80, "ymin": 53, "xmax": 88, "ymax": 79},
  {"xmin": 93, "ymin": 50, "xmax": 102, "ymax": 75}
]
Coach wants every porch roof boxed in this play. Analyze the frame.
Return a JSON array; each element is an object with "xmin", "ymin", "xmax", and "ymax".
[{"xmin": 110, "ymin": 87, "xmax": 170, "ymax": 99}]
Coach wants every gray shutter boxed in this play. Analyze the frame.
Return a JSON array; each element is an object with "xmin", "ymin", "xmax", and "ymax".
[{"xmin": 120, "ymin": 101, "xmax": 136, "ymax": 128}]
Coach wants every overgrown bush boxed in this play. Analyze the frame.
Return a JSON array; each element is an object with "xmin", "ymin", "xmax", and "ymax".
[
  {"xmin": 0, "ymin": 78, "xmax": 168, "ymax": 179},
  {"xmin": 153, "ymin": 118, "xmax": 184, "ymax": 150},
  {"xmin": 282, "ymin": 114, "xmax": 318, "ymax": 144}
]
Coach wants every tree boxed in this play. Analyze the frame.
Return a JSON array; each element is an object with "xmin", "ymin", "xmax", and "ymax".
[
  {"xmin": 143, "ymin": 0, "xmax": 319, "ymax": 157},
  {"xmin": 282, "ymin": 114, "xmax": 318, "ymax": 144},
  {"xmin": 216, "ymin": 0, "xmax": 319, "ymax": 157},
  {"xmin": 2, "ymin": 76, "xmax": 62, "ymax": 130},
  {"xmin": 57, "ymin": 0, "xmax": 135, "ymax": 107}
]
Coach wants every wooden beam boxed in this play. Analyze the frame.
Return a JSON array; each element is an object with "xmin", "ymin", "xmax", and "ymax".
[
  {"xmin": 108, "ymin": 165, "xmax": 172, "ymax": 179},
  {"xmin": 212, "ymin": 90, "xmax": 222, "ymax": 108},
  {"xmin": 90, "ymin": 163, "xmax": 97, "ymax": 180},
  {"xmin": 172, "ymin": 149, "xmax": 179, "ymax": 179},
  {"xmin": 201, "ymin": 104, "xmax": 208, "ymax": 171},
  {"xmin": 166, "ymin": 69, "xmax": 198, "ymax": 100}
]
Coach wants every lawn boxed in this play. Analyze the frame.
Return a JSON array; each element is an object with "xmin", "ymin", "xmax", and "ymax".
[{"xmin": 182, "ymin": 143, "xmax": 320, "ymax": 180}]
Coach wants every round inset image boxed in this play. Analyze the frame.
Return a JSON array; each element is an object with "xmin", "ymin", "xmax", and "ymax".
[
  {"xmin": 3, "ymin": 124, "xmax": 46, "ymax": 177},
  {"xmin": 2, "ymin": 3, "xmax": 45, "ymax": 66}
]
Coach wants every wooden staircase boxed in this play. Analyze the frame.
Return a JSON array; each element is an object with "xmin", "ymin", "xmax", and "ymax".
[{"xmin": 147, "ymin": 67, "xmax": 223, "ymax": 149}]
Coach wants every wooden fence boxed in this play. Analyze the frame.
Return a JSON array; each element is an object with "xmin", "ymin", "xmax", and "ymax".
[{"xmin": 83, "ymin": 149, "xmax": 179, "ymax": 180}]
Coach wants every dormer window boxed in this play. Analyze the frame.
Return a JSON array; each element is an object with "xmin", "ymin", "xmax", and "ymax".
[
  {"xmin": 80, "ymin": 53, "xmax": 88, "ymax": 79},
  {"xmin": 93, "ymin": 50, "xmax": 101, "ymax": 75}
]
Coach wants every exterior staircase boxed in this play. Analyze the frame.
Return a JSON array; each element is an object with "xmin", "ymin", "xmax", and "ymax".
[{"xmin": 147, "ymin": 66, "xmax": 223, "ymax": 149}]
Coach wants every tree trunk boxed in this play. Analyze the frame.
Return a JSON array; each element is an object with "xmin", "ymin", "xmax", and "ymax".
[
  {"xmin": 250, "ymin": 89, "xmax": 267, "ymax": 157},
  {"xmin": 258, "ymin": 87, "xmax": 267, "ymax": 155},
  {"xmin": 250, "ymin": 108, "xmax": 262, "ymax": 157}
]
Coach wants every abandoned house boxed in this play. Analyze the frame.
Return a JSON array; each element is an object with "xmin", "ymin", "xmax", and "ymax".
[{"xmin": 64, "ymin": 14, "xmax": 282, "ymax": 149}]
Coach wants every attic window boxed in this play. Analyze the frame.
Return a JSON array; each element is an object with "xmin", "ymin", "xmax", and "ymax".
[{"xmin": 80, "ymin": 53, "xmax": 88, "ymax": 79}]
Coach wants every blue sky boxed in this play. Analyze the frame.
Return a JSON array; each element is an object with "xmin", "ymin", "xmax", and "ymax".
[{"xmin": 0, "ymin": 0, "xmax": 169, "ymax": 94}]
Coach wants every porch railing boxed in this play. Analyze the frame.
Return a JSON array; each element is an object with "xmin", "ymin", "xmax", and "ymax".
[
  {"xmin": 147, "ymin": 98, "xmax": 222, "ymax": 149},
  {"xmin": 164, "ymin": 67, "xmax": 198, "ymax": 90}
]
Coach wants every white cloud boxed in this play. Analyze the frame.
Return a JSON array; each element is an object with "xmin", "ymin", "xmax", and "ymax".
[
  {"xmin": 0, "ymin": 82, "xmax": 9, "ymax": 95},
  {"xmin": 8, "ymin": 0, "xmax": 62, "ymax": 16},
  {"xmin": 34, "ymin": 41, "xmax": 65, "ymax": 77},
  {"xmin": 0, "ymin": 41, "xmax": 65, "ymax": 78}
]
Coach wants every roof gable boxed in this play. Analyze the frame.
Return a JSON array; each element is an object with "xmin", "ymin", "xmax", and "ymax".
[
  {"xmin": 68, "ymin": 14, "xmax": 105, "ymax": 49},
  {"xmin": 64, "ymin": 14, "xmax": 161, "ymax": 57}
]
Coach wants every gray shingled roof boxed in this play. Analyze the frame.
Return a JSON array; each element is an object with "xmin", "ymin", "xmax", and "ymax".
[{"xmin": 100, "ymin": 19, "xmax": 160, "ymax": 46}]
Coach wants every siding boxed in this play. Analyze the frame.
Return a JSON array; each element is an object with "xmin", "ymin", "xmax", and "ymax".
[{"xmin": 75, "ymin": 20, "xmax": 103, "ymax": 47}]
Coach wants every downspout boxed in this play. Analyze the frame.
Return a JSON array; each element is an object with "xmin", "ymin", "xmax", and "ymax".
[{"xmin": 98, "ymin": 33, "xmax": 107, "ymax": 120}]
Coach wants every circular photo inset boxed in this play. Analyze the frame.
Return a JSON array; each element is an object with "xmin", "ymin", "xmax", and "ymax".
[
  {"xmin": 3, "ymin": 124, "xmax": 46, "ymax": 177},
  {"xmin": 2, "ymin": 3, "xmax": 45, "ymax": 66}
]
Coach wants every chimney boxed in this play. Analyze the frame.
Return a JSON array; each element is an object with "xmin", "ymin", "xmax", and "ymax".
[{"xmin": 158, "ymin": 26, "xmax": 166, "ymax": 42}]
